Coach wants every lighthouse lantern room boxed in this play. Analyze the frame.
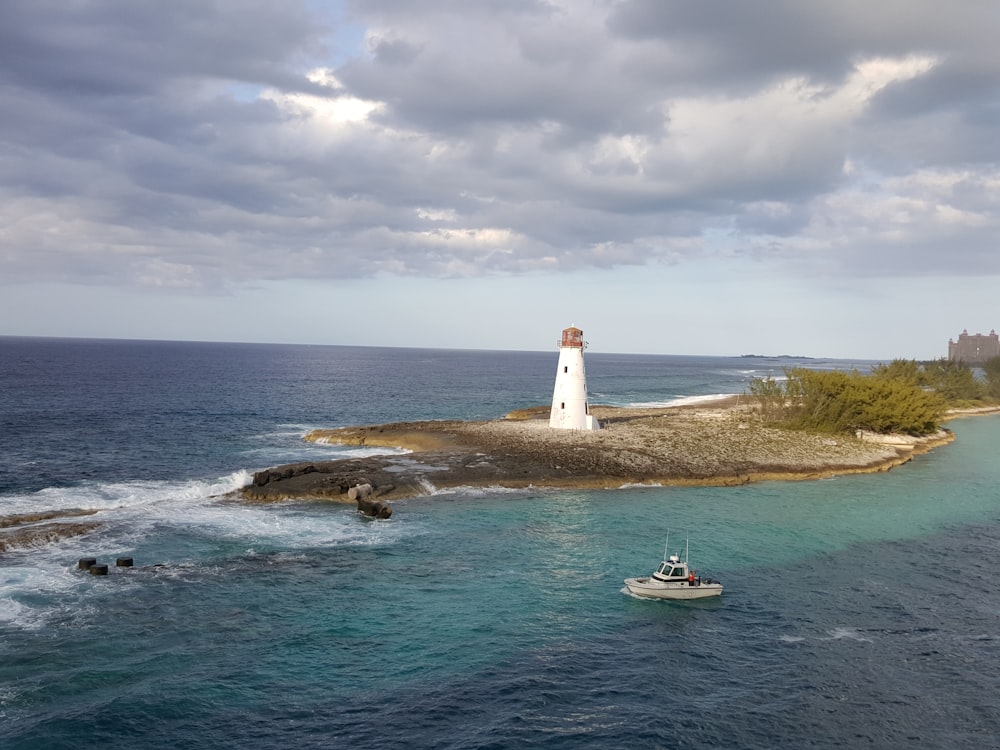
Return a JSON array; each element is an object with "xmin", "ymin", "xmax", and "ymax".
[{"xmin": 549, "ymin": 326, "xmax": 600, "ymax": 430}]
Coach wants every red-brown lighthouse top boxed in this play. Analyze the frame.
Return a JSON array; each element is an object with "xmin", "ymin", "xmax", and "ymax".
[{"xmin": 560, "ymin": 327, "xmax": 584, "ymax": 348}]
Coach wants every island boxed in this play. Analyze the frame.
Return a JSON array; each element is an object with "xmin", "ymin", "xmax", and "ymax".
[
  {"xmin": 2, "ymin": 400, "xmax": 987, "ymax": 554},
  {"xmin": 240, "ymin": 398, "xmax": 955, "ymax": 510}
]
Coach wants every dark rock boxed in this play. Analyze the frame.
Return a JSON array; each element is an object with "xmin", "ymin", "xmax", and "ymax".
[
  {"xmin": 347, "ymin": 483, "xmax": 372, "ymax": 501},
  {"xmin": 252, "ymin": 463, "xmax": 320, "ymax": 488},
  {"xmin": 357, "ymin": 496, "xmax": 392, "ymax": 518}
]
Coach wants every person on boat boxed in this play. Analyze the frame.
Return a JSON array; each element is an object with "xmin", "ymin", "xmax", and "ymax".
[{"xmin": 688, "ymin": 571, "xmax": 696, "ymax": 586}]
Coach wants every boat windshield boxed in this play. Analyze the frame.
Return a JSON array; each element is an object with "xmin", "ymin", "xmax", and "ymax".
[{"xmin": 657, "ymin": 562, "xmax": 687, "ymax": 577}]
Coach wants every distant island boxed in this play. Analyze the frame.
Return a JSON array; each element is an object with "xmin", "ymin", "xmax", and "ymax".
[{"xmin": 738, "ymin": 354, "xmax": 815, "ymax": 359}]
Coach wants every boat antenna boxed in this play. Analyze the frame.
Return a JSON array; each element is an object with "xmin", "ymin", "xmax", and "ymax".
[
  {"xmin": 684, "ymin": 532, "xmax": 689, "ymax": 564},
  {"xmin": 663, "ymin": 530, "xmax": 669, "ymax": 562}
]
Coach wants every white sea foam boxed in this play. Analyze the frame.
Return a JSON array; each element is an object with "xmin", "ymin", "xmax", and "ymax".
[
  {"xmin": 0, "ymin": 556, "xmax": 102, "ymax": 631},
  {"xmin": 777, "ymin": 634, "xmax": 806, "ymax": 643},
  {"xmin": 239, "ymin": 423, "xmax": 413, "ymax": 468},
  {"xmin": 0, "ymin": 468, "xmax": 422, "ymax": 551},
  {"xmin": 243, "ymin": 439, "xmax": 410, "ymax": 465},
  {"xmin": 0, "ymin": 685, "xmax": 17, "ymax": 715},
  {"xmin": 429, "ymin": 484, "xmax": 525, "ymax": 497},
  {"xmin": 0, "ymin": 468, "xmax": 423, "ymax": 630},
  {"xmin": 307, "ymin": 438, "xmax": 411, "ymax": 458},
  {"xmin": 107, "ymin": 477, "xmax": 415, "ymax": 550},
  {"xmin": 621, "ymin": 585, "xmax": 650, "ymax": 600},
  {"xmin": 628, "ymin": 393, "xmax": 736, "ymax": 408},
  {"xmin": 827, "ymin": 627, "xmax": 872, "ymax": 642},
  {"xmin": 0, "ymin": 470, "xmax": 254, "ymax": 518},
  {"xmin": 0, "ymin": 596, "xmax": 28, "ymax": 626}
]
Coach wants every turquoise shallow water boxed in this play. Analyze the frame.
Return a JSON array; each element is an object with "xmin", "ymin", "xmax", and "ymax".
[{"xmin": 1, "ymin": 339, "xmax": 999, "ymax": 748}]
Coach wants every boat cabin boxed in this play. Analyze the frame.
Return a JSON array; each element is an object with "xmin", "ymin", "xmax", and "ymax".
[{"xmin": 652, "ymin": 554, "xmax": 691, "ymax": 582}]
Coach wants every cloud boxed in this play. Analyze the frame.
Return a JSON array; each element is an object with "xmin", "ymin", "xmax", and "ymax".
[{"xmin": 0, "ymin": 0, "xmax": 998, "ymax": 300}]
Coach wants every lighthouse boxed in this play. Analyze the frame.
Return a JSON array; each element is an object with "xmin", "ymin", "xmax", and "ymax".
[{"xmin": 549, "ymin": 326, "xmax": 600, "ymax": 430}]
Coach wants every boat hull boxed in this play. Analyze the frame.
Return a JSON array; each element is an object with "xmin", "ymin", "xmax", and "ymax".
[{"xmin": 623, "ymin": 577, "xmax": 723, "ymax": 600}]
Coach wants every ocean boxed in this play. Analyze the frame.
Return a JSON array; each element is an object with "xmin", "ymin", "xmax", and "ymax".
[{"xmin": 1, "ymin": 337, "xmax": 999, "ymax": 749}]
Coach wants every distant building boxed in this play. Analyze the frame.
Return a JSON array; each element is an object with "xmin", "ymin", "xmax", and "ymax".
[{"xmin": 948, "ymin": 329, "xmax": 1000, "ymax": 364}]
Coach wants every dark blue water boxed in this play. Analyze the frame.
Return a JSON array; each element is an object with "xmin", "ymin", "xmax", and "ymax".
[{"xmin": 2, "ymin": 337, "xmax": 998, "ymax": 749}]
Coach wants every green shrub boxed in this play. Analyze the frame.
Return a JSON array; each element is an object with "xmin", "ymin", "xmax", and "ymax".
[
  {"xmin": 870, "ymin": 359, "xmax": 923, "ymax": 387},
  {"xmin": 982, "ymin": 356, "xmax": 1000, "ymax": 400},
  {"xmin": 747, "ymin": 375, "xmax": 786, "ymax": 423},
  {"xmin": 749, "ymin": 367, "xmax": 946, "ymax": 435},
  {"xmin": 919, "ymin": 358, "xmax": 985, "ymax": 401}
]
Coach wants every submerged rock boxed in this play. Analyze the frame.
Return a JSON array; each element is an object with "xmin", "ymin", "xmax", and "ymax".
[{"xmin": 0, "ymin": 521, "xmax": 101, "ymax": 553}]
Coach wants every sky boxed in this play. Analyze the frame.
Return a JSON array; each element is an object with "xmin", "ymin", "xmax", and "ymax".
[{"xmin": 1, "ymin": 0, "xmax": 999, "ymax": 359}]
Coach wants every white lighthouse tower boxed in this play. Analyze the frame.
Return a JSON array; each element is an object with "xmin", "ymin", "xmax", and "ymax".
[{"xmin": 549, "ymin": 326, "xmax": 600, "ymax": 430}]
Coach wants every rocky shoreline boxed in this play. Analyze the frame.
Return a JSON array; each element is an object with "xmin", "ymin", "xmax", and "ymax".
[
  {"xmin": 0, "ymin": 400, "xmax": 971, "ymax": 552},
  {"xmin": 239, "ymin": 399, "xmax": 955, "ymax": 505}
]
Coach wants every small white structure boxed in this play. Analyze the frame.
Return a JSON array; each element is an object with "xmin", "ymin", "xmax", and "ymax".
[{"xmin": 549, "ymin": 326, "xmax": 600, "ymax": 430}]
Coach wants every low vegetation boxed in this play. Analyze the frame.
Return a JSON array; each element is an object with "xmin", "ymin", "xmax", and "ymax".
[{"xmin": 749, "ymin": 357, "xmax": 1000, "ymax": 436}]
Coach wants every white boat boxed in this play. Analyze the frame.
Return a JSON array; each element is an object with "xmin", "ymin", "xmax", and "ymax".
[{"xmin": 624, "ymin": 535, "xmax": 723, "ymax": 600}]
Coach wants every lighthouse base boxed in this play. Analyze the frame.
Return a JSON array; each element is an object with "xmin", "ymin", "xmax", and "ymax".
[{"xmin": 549, "ymin": 413, "xmax": 601, "ymax": 431}]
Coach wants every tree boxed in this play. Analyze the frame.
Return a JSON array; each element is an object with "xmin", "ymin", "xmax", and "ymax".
[
  {"xmin": 748, "ymin": 367, "xmax": 946, "ymax": 435},
  {"xmin": 920, "ymin": 358, "xmax": 984, "ymax": 403},
  {"xmin": 982, "ymin": 356, "xmax": 1000, "ymax": 400},
  {"xmin": 871, "ymin": 359, "xmax": 923, "ymax": 387},
  {"xmin": 748, "ymin": 375, "xmax": 786, "ymax": 423}
]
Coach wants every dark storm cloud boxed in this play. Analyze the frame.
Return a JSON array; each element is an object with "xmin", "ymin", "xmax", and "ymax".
[
  {"xmin": 607, "ymin": 1, "xmax": 980, "ymax": 79},
  {"xmin": 0, "ymin": 0, "xmax": 325, "ymax": 95},
  {"xmin": 1, "ymin": 0, "xmax": 999, "ymax": 291}
]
